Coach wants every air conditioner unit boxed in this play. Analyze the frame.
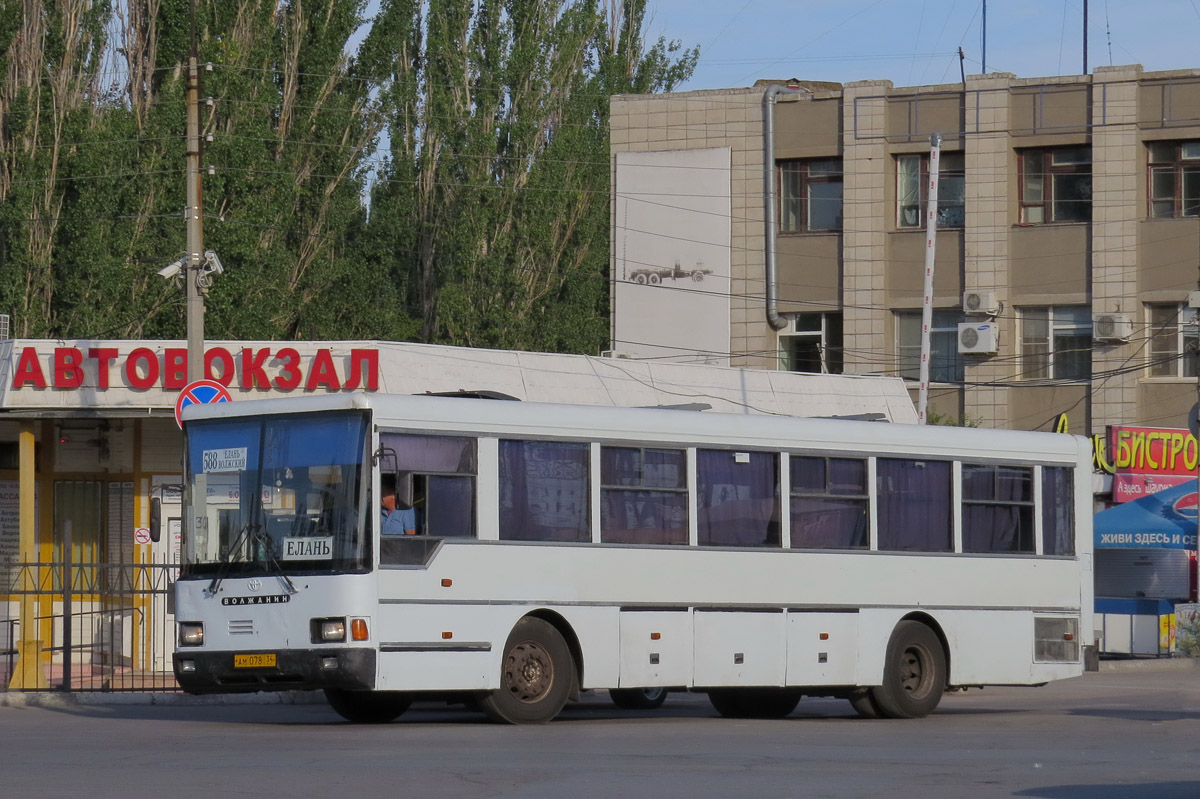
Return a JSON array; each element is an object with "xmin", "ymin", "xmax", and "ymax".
[
  {"xmin": 1093, "ymin": 312, "xmax": 1133, "ymax": 343},
  {"xmin": 957, "ymin": 322, "xmax": 999, "ymax": 354},
  {"xmin": 962, "ymin": 290, "xmax": 1000, "ymax": 316}
]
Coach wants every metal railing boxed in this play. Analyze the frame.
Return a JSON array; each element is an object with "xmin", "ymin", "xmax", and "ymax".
[{"xmin": 2, "ymin": 557, "xmax": 179, "ymax": 692}]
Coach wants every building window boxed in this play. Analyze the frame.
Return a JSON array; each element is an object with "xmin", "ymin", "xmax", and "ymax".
[
  {"xmin": 779, "ymin": 159, "xmax": 843, "ymax": 232},
  {"xmin": 1147, "ymin": 304, "xmax": 1199, "ymax": 378},
  {"xmin": 779, "ymin": 312, "xmax": 843, "ymax": 374},
  {"xmin": 1020, "ymin": 306, "xmax": 1091, "ymax": 380},
  {"xmin": 897, "ymin": 152, "xmax": 964, "ymax": 229},
  {"xmin": 897, "ymin": 309, "xmax": 964, "ymax": 383},
  {"xmin": 1019, "ymin": 147, "xmax": 1092, "ymax": 223},
  {"xmin": 1148, "ymin": 141, "xmax": 1200, "ymax": 218}
]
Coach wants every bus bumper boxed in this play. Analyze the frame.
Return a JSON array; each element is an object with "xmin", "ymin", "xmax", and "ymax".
[{"xmin": 172, "ymin": 647, "xmax": 376, "ymax": 694}]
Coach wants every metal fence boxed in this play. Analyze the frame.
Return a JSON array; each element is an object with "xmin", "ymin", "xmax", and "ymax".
[{"xmin": 2, "ymin": 556, "xmax": 179, "ymax": 692}]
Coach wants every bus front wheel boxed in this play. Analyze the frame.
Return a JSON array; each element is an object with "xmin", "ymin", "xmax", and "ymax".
[
  {"xmin": 869, "ymin": 621, "xmax": 946, "ymax": 719},
  {"xmin": 610, "ymin": 687, "xmax": 668, "ymax": 710},
  {"xmin": 480, "ymin": 616, "xmax": 575, "ymax": 724},
  {"xmin": 324, "ymin": 689, "xmax": 412, "ymax": 723},
  {"xmin": 847, "ymin": 688, "xmax": 883, "ymax": 719},
  {"xmin": 707, "ymin": 688, "xmax": 801, "ymax": 719}
]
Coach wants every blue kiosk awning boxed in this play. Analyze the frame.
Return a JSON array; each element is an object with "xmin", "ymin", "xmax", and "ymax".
[{"xmin": 1094, "ymin": 479, "xmax": 1199, "ymax": 550}]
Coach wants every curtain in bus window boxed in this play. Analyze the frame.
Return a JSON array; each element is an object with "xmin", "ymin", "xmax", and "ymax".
[
  {"xmin": 790, "ymin": 457, "xmax": 869, "ymax": 548},
  {"xmin": 498, "ymin": 440, "xmax": 589, "ymax": 542},
  {"xmin": 1041, "ymin": 467, "xmax": 1075, "ymax": 555},
  {"xmin": 600, "ymin": 447, "xmax": 688, "ymax": 545},
  {"xmin": 876, "ymin": 459, "xmax": 951, "ymax": 552},
  {"xmin": 379, "ymin": 434, "xmax": 477, "ymax": 474},
  {"xmin": 697, "ymin": 450, "xmax": 780, "ymax": 547},
  {"xmin": 962, "ymin": 465, "xmax": 1034, "ymax": 553}
]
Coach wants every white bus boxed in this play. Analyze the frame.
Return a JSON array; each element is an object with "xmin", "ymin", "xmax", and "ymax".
[{"xmin": 172, "ymin": 393, "xmax": 1093, "ymax": 724}]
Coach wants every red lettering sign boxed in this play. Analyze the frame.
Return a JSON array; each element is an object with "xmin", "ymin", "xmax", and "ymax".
[{"xmin": 9, "ymin": 345, "xmax": 380, "ymax": 394}]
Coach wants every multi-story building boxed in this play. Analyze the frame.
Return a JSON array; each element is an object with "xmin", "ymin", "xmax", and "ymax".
[{"xmin": 610, "ymin": 65, "xmax": 1200, "ymax": 436}]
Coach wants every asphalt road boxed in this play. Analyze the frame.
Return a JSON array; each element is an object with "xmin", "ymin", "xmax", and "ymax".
[{"xmin": 2, "ymin": 669, "xmax": 1198, "ymax": 799}]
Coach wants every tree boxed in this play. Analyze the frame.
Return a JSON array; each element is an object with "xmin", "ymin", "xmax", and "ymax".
[
  {"xmin": 360, "ymin": 0, "xmax": 696, "ymax": 352},
  {"xmin": 0, "ymin": 1, "xmax": 693, "ymax": 351}
]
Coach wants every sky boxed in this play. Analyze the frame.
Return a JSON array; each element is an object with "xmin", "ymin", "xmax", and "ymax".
[{"xmin": 646, "ymin": 0, "xmax": 1200, "ymax": 92}]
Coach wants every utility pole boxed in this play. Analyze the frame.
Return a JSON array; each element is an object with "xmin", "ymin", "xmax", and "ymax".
[
  {"xmin": 917, "ymin": 133, "xmax": 943, "ymax": 425},
  {"xmin": 185, "ymin": 54, "xmax": 205, "ymax": 382}
]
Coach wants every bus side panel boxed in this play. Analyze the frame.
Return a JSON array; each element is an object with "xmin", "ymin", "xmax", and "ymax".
[
  {"xmin": 374, "ymin": 603, "xmax": 512, "ymax": 691},
  {"xmin": 373, "ymin": 603, "xmax": 622, "ymax": 692},
  {"xmin": 938, "ymin": 609, "xmax": 1036, "ymax": 685},
  {"xmin": 618, "ymin": 609, "xmax": 693, "ymax": 688},
  {"xmin": 693, "ymin": 610, "xmax": 786, "ymax": 687},
  {"xmin": 785, "ymin": 611, "xmax": 859, "ymax": 686}
]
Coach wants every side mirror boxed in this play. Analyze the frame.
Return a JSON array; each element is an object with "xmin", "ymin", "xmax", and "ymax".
[
  {"xmin": 150, "ymin": 497, "xmax": 162, "ymax": 543},
  {"xmin": 395, "ymin": 472, "xmax": 415, "ymax": 508}
]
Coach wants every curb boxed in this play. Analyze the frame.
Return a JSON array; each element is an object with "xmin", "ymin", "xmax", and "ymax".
[
  {"xmin": 1097, "ymin": 657, "xmax": 1200, "ymax": 673},
  {"xmin": 0, "ymin": 690, "xmax": 325, "ymax": 708}
]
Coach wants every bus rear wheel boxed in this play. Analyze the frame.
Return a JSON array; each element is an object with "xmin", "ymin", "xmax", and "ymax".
[
  {"xmin": 869, "ymin": 621, "xmax": 946, "ymax": 719},
  {"xmin": 480, "ymin": 616, "xmax": 575, "ymax": 724},
  {"xmin": 707, "ymin": 688, "xmax": 802, "ymax": 719},
  {"xmin": 324, "ymin": 689, "xmax": 412, "ymax": 723},
  {"xmin": 610, "ymin": 687, "xmax": 668, "ymax": 710}
]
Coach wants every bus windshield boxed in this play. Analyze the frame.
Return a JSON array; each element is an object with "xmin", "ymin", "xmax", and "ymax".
[{"xmin": 180, "ymin": 410, "xmax": 370, "ymax": 577}]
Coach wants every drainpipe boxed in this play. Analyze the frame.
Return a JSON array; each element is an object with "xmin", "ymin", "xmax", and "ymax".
[{"xmin": 763, "ymin": 84, "xmax": 808, "ymax": 331}]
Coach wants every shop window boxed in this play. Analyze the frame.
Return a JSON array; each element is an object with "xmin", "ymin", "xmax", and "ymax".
[
  {"xmin": 1019, "ymin": 147, "xmax": 1092, "ymax": 223},
  {"xmin": 897, "ymin": 152, "xmax": 964, "ymax": 228}
]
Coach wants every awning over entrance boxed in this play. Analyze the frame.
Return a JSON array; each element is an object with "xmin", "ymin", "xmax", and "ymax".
[{"xmin": 1094, "ymin": 479, "xmax": 1199, "ymax": 550}]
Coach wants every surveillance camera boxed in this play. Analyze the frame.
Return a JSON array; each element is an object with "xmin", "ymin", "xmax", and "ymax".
[
  {"xmin": 203, "ymin": 251, "xmax": 224, "ymax": 276},
  {"xmin": 158, "ymin": 258, "xmax": 185, "ymax": 279}
]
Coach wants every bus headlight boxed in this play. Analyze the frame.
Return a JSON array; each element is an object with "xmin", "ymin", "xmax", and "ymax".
[
  {"xmin": 179, "ymin": 623, "xmax": 204, "ymax": 647},
  {"xmin": 312, "ymin": 618, "xmax": 346, "ymax": 643}
]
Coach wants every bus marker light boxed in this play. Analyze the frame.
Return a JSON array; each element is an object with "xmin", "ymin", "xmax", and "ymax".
[
  {"xmin": 441, "ymin": 579, "xmax": 453, "ymax": 587},
  {"xmin": 819, "ymin": 633, "xmax": 829, "ymax": 640},
  {"xmin": 321, "ymin": 657, "xmax": 339, "ymax": 670},
  {"xmin": 351, "ymin": 619, "xmax": 369, "ymax": 641},
  {"xmin": 650, "ymin": 632, "xmax": 661, "ymax": 640},
  {"xmin": 1063, "ymin": 633, "xmax": 1074, "ymax": 641},
  {"xmin": 442, "ymin": 631, "xmax": 453, "ymax": 639}
]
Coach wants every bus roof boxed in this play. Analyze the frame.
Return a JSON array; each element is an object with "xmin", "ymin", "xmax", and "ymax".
[{"xmin": 183, "ymin": 392, "xmax": 1088, "ymax": 465}]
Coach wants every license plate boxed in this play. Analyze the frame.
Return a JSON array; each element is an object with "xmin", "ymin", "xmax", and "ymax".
[{"xmin": 233, "ymin": 653, "xmax": 276, "ymax": 669}]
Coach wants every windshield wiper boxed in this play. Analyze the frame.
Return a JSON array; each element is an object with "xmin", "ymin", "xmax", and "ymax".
[{"xmin": 204, "ymin": 524, "xmax": 296, "ymax": 597}]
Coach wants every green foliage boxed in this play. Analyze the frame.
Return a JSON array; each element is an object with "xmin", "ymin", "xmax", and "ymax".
[
  {"xmin": 0, "ymin": 1, "xmax": 694, "ymax": 350},
  {"xmin": 925, "ymin": 408, "xmax": 982, "ymax": 427},
  {"xmin": 1178, "ymin": 610, "xmax": 1200, "ymax": 658}
]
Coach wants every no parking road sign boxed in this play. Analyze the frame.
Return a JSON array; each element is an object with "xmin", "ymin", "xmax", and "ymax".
[{"xmin": 175, "ymin": 379, "xmax": 232, "ymax": 428}]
